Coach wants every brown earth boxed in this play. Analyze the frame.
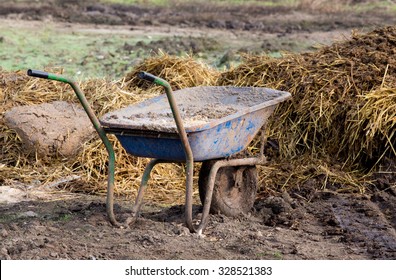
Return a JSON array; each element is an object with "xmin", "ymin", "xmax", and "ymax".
[
  {"xmin": 0, "ymin": 0, "xmax": 396, "ymax": 260},
  {"xmin": 1, "ymin": 0, "xmax": 395, "ymax": 33},
  {"xmin": 1, "ymin": 184, "xmax": 396, "ymax": 259}
]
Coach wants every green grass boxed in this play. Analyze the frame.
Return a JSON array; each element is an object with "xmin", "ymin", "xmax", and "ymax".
[
  {"xmin": 0, "ymin": 24, "xmax": 266, "ymax": 79},
  {"xmin": 0, "ymin": 22, "xmax": 323, "ymax": 80},
  {"xmin": 55, "ymin": 213, "xmax": 73, "ymax": 222},
  {"xmin": 0, "ymin": 25, "xmax": 156, "ymax": 79},
  {"xmin": 353, "ymin": 0, "xmax": 396, "ymax": 12},
  {"xmin": 0, "ymin": 213, "xmax": 19, "ymax": 223},
  {"xmin": 256, "ymin": 251, "xmax": 284, "ymax": 260}
]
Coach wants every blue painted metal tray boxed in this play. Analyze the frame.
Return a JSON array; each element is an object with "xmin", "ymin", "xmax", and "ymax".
[{"xmin": 100, "ymin": 86, "xmax": 291, "ymax": 161}]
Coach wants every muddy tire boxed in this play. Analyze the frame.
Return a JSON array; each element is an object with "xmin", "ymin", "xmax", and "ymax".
[{"xmin": 198, "ymin": 160, "xmax": 258, "ymax": 217}]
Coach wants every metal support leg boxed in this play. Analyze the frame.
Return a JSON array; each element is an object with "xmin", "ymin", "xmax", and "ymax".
[
  {"xmin": 192, "ymin": 160, "xmax": 222, "ymax": 234},
  {"xmin": 138, "ymin": 72, "xmax": 197, "ymax": 233},
  {"xmin": 184, "ymin": 159, "xmax": 195, "ymax": 233},
  {"xmin": 131, "ymin": 159, "xmax": 164, "ymax": 216},
  {"xmin": 106, "ymin": 148, "xmax": 120, "ymax": 227},
  {"xmin": 189, "ymin": 156, "xmax": 267, "ymax": 234}
]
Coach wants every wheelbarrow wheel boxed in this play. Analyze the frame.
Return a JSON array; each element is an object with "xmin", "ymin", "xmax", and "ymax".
[{"xmin": 198, "ymin": 160, "xmax": 258, "ymax": 217}]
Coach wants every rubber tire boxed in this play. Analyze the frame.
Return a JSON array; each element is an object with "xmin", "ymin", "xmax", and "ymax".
[{"xmin": 198, "ymin": 160, "xmax": 258, "ymax": 217}]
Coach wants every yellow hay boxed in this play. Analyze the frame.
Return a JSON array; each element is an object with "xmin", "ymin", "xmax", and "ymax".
[
  {"xmin": 1, "ymin": 26, "xmax": 395, "ymax": 201},
  {"xmin": 123, "ymin": 51, "xmax": 219, "ymax": 90},
  {"xmin": 258, "ymin": 154, "xmax": 372, "ymax": 198},
  {"xmin": 218, "ymin": 26, "xmax": 396, "ymax": 168},
  {"xmin": 345, "ymin": 87, "xmax": 396, "ymax": 164},
  {"xmin": 0, "ymin": 69, "xmax": 199, "ymax": 204}
]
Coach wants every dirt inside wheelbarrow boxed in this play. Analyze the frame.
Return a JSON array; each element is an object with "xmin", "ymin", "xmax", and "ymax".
[{"xmin": 101, "ymin": 87, "xmax": 287, "ymax": 132}]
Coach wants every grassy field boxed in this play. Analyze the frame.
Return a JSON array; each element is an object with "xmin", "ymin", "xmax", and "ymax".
[
  {"xmin": 0, "ymin": 24, "xmax": 159, "ymax": 79},
  {"xmin": 0, "ymin": 21, "xmax": 286, "ymax": 80},
  {"xmin": 0, "ymin": 23, "xmax": 243, "ymax": 79},
  {"xmin": 1, "ymin": 0, "xmax": 396, "ymax": 79}
]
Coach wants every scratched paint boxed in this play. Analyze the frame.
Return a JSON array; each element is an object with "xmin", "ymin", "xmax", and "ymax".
[
  {"xmin": 114, "ymin": 107, "xmax": 276, "ymax": 161},
  {"xmin": 102, "ymin": 86, "xmax": 291, "ymax": 161},
  {"xmin": 101, "ymin": 86, "xmax": 291, "ymax": 133}
]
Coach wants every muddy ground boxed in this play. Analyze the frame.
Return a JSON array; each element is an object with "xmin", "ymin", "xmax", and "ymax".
[
  {"xmin": 1, "ymin": 0, "xmax": 396, "ymax": 260},
  {"xmin": 1, "ymin": 183, "xmax": 396, "ymax": 260}
]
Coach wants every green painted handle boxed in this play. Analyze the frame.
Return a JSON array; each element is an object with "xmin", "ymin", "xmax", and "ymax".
[
  {"xmin": 26, "ymin": 68, "xmax": 120, "ymax": 226},
  {"xmin": 27, "ymin": 69, "xmax": 69, "ymax": 83}
]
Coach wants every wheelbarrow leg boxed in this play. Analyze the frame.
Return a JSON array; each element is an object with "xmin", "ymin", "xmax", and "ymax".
[
  {"xmin": 184, "ymin": 159, "xmax": 196, "ymax": 233},
  {"xmin": 191, "ymin": 156, "xmax": 267, "ymax": 234},
  {"xmin": 106, "ymin": 148, "xmax": 121, "ymax": 227},
  {"xmin": 131, "ymin": 159, "xmax": 164, "ymax": 217},
  {"xmin": 138, "ymin": 72, "xmax": 198, "ymax": 233},
  {"xmin": 25, "ymin": 70, "xmax": 124, "ymax": 227},
  {"xmin": 185, "ymin": 160, "xmax": 221, "ymax": 235}
]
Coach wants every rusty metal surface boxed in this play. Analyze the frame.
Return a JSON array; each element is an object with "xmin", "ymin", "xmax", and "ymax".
[
  {"xmin": 100, "ymin": 86, "xmax": 291, "ymax": 133},
  {"xmin": 101, "ymin": 86, "xmax": 291, "ymax": 161},
  {"xmin": 114, "ymin": 106, "xmax": 275, "ymax": 161}
]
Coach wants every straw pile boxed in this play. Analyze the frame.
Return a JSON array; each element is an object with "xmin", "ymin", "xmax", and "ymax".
[
  {"xmin": 1, "ymin": 26, "xmax": 395, "ymax": 203},
  {"xmin": 219, "ymin": 26, "xmax": 396, "ymax": 169},
  {"xmin": 123, "ymin": 52, "xmax": 219, "ymax": 90},
  {"xmin": 0, "ymin": 63, "xmax": 210, "ymax": 204},
  {"xmin": 0, "ymin": 71, "xmax": 139, "ymax": 201}
]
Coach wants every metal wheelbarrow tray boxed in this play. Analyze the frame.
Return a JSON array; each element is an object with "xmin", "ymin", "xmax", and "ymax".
[
  {"xmin": 27, "ymin": 70, "xmax": 291, "ymax": 234},
  {"xmin": 100, "ymin": 86, "xmax": 290, "ymax": 162}
]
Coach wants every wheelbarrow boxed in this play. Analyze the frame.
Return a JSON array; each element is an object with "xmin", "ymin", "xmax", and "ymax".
[{"xmin": 27, "ymin": 69, "xmax": 291, "ymax": 234}]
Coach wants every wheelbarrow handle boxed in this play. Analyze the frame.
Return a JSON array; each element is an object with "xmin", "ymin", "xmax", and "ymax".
[
  {"xmin": 27, "ymin": 68, "xmax": 120, "ymax": 227},
  {"xmin": 138, "ymin": 71, "xmax": 197, "ymax": 232},
  {"xmin": 27, "ymin": 69, "xmax": 49, "ymax": 79},
  {"xmin": 138, "ymin": 71, "xmax": 157, "ymax": 83},
  {"xmin": 27, "ymin": 69, "xmax": 71, "ymax": 83}
]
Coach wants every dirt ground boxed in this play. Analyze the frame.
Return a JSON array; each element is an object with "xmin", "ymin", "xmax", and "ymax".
[
  {"xmin": 1, "ymin": 0, "xmax": 396, "ymax": 260},
  {"xmin": 1, "ymin": 182, "xmax": 396, "ymax": 260}
]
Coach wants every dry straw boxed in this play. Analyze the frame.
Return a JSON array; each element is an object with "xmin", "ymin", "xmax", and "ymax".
[
  {"xmin": 0, "ymin": 64, "xmax": 208, "ymax": 204},
  {"xmin": 345, "ymin": 87, "xmax": 396, "ymax": 166},
  {"xmin": 219, "ymin": 26, "xmax": 396, "ymax": 169},
  {"xmin": 123, "ymin": 51, "xmax": 219, "ymax": 90},
  {"xmin": 1, "ymin": 26, "xmax": 395, "ymax": 202}
]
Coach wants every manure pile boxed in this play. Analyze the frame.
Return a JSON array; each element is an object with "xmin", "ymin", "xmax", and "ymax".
[
  {"xmin": 219, "ymin": 26, "xmax": 396, "ymax": 166},
  {"xmin": 1, "ymin": 26, "xmax": 395, "ymax": 202}
]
